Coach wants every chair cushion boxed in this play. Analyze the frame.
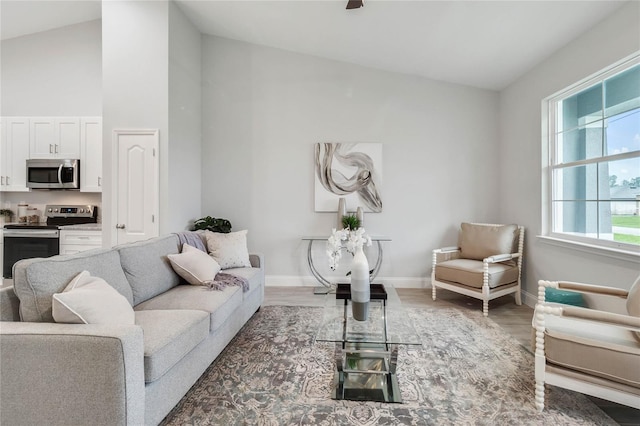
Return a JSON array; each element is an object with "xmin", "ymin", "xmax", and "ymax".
[
  {"xmin": 628, "ymin": 275, "xmax": 640, "ymax": 340},
  {"xmin": 544, "ymin": 314, "xmax": 640, "ymax": 388},
  {"xmin": 435, "ymin": 258, "xmax": 519, "ymax": 289},
  {"xmin": 134, "ymin": 284, "xmax": 242, "ymax": 332},
  {"xmin": 135, "ymin": 309, "xmax": 209, "ymax": 383},
  {"xmin": 459, "ymin": 223, "xmax": 518, "ymax": 260}
]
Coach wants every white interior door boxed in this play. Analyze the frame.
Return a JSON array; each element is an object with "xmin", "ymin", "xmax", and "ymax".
[{"xmin": 114, "ymin": 129, "xmax": 159, "ymax": 245}]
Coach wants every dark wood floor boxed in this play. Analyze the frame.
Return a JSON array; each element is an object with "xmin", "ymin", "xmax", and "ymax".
[{"xmin": 265, "ymin": 286, "xmax": 640, "ymax": 426}]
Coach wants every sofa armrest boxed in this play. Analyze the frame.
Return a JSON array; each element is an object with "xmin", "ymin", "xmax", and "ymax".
[
  {"xmin": 0, "ymin": 322, "xmax": 145, "ymax": 426},
  {"xmin": 0, "ymin": 286, "xmax": 20, "ymax": 321},
  {"xmin": 249, "ymin": 253, "xmax": 264, "ymax": 271},
  {"xmin": 432, "ymin": 247, "xmax": 461, "ymax": 265}
]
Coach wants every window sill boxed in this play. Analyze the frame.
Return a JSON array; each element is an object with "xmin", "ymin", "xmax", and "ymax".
[{"xmin": 537, "ymin": 235, "xmax": 640, "ymax": 263}]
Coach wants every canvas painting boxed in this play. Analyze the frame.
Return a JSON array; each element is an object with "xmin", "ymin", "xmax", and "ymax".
[{"xmin": 314, "ymin": 142, "xmax": 383, "ymax": 212}]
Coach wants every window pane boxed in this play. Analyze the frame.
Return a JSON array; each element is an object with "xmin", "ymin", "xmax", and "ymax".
[
  {"xmin": 607, "ymin": 203, "xmax": 640, "ymax": 246},
  {"xmin": 556, "ymin": 125, "xmax": 602, "ymax": 163},
  {"xmin": 605, "ymin": 109, "xmax": 640, "ymax": 155},
  {"xmin": 559, "ymin": 84, "xmax": 602, "ymax": 131},
  {"xmin": 553, "ymin": 201, "xmax": 598, "ymax": 236},
  {"xmin": 553, "ymin": 164, "xmax": 598, "ymax": 201},
  {"xmin": 606, "ymin": 156, "xmax": 640, "ymax": 197},
  {"xmin": 605, "ymin": 64, "xmax": 640, "ymax": 118}
]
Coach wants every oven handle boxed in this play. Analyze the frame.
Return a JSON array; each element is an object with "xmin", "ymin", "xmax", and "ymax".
[{"xmin": 3, "ymin": 230, "xmax": 59, "ymax": 238}]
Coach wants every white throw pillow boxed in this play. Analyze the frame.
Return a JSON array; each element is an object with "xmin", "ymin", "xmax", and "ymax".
[
  {"xmin": 205, "ymin": 230, "xmax": 251, "ymax": 269},
  {"xmin": 168, "ymin": 243, "xmax": 221, "ymax": 285},
  {"xmin": 52, "ymin": 271, "xmax": 134, "ymax": 325}
]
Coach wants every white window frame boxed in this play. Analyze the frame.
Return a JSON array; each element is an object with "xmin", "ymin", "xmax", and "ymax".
[{"xmin": 541, "ymin": 53, "xmax": 640, "ymax": 260}]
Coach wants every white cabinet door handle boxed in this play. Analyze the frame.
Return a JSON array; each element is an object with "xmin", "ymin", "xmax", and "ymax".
[
  {"xmin": 1, "ymin": 176, "xmax": 4, "ymax": 185},
  {"xmin": 116, "ymin": 224, "xmax": 126, "ymax": 229},
  {"xmin": 55, "ymin": 144, "xmax": 59, "ymax": 154},
  {"xmin": 98, "ymin": 177, "xmax": 101, "ymax": 186},
  {"xmin": 49, "ymin": 144, "xmax": 53, "ymax": 153}
]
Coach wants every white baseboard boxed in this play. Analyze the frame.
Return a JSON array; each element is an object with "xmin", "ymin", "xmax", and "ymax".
[
  {"xmin": 265, "ymin": 275, "xmax": 428, "ymax": 289},
  {"xmin": 522, "ymin": 289, "xmax": 537, "ymax": 308},
  {"xmin": 265, "ymin": 276, "xmax": 539, "ymax": 308}
]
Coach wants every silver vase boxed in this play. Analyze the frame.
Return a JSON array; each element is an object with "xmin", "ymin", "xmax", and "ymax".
[{"xmin": 337, "ymin": 197, "xmax": 347, "ymax": 229}]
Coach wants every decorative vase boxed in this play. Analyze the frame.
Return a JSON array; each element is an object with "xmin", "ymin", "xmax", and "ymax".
[
  {"xmin": 350, "ymin": 244, "xmax": 370, "ymax": 321},
  {"xmin": 356, "ymin": 207, "xmax": 364, "ymax": 227},
  {"xmin": 337, "ymin": 197, "xmax": 347, "ymax": 229}
]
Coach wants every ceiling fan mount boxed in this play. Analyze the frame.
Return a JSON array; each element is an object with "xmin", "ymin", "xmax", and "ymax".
[{"xmin": 346, "ymin": 0, "xmax": 364, "ymax": 10}]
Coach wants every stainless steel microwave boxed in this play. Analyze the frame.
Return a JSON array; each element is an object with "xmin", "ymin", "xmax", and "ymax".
[{"xmin": 26, "ymin": 159, "xmax": 80, "ymax": 190}]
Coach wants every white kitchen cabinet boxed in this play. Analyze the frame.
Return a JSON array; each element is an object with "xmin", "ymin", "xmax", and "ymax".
[
  {"xmin": 30, "ymin": 117, "xmax": 81, "ymax": 159},
  {"xmin": 1, "ymin": 117, "xmax": 31, "ymax": 192},
  {"xmin": 80, "ymin": 117, "xmax": 102, "ymax": 192},
  {"xmin": 59, "ymin": 229, "xmax": 102, "ymax": 255}
]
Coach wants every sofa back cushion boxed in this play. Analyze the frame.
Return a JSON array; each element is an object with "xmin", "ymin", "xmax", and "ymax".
[
  {"xmin": 116, "ymin": 234, "xmax": 181, "ymax": 306},
  {"xmin": 12, "ymin": 249, "xmax": 133, "ymax": 323}
]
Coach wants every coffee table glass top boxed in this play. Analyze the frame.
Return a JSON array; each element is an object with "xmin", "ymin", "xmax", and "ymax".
[{"xmin": 315, "ymin": 284, "xmax": 421, "ymax": 346}]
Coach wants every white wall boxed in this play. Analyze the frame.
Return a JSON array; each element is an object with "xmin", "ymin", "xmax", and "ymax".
[
  {"xmin": 1, "ymin": 20, "xmax": 102, "ymax": 116},
  {"xmin": 102, "ymin": 0, "xmax": 169, "ymax": 246},
  {"xmin": 499, "ymin": 1, "xmax": 640, "ymax": 298},
  {"xmin": 168, "ymin": 2, "xmax": 202, "ymax": 232},
  {"xmin": 202, "ymin": 36, "xmax": 500, "ymax": 283}
]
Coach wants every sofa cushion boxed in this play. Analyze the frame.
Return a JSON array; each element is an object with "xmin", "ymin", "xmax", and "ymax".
[
  {"xmin": 223, "ymin": 267, "xmax": 264, "ymax": 299},
  {"xmin": 13, "ymin": 249, "xmax": 133, "ymax": 323},
  {"xmin": 116, "ymin": 235, "xmax": 181, "ymax": 306},
  {"xmin": 135, "ymin": 309, "xmax": 209, "ymax": 383},
  {"xmin": 544, "ymin": 314, "xmax": 640, "ymax": 388},
  {"xmin": 52, "ymin": 271, "xmax": 135, "ymax": 325},
  {"xmin": 435, "ymin": 258, "xmax": 519, "ymax": 289},
  {"xmin": 459, "ymin": 223, "xmax": 518, "ymax": 261},
  {"xmin": 168, "ymin": 243, "xmax": 221, "ymax": 285},
  {"xmin": 204, "ymin": 230, "xmax": 251, "ymax": 269},
  {"xmin": 134, "ymin": 284, "xmax": 242, "ymax": 332}
]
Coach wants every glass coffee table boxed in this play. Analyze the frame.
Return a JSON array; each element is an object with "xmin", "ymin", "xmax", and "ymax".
[{"xmin": 314, "ymin": 284, "xmax": 422, "ymax": 403}]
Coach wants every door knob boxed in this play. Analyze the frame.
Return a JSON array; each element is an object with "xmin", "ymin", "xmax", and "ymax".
[{"xmin": 116, "ymin": 224, "xmax": 126, "ymax": 229}]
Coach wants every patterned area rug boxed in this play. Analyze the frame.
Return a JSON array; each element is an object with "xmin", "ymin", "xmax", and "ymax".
[{"xmin": 161, "ymin": 306, "xmax": 615, "ymax": 425}]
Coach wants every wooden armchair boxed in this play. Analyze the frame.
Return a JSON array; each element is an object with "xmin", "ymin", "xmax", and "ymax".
[
  {"xmin": 534, "ymin": 278, "xmax": 640, "ymax": 411},
  {"xmin": 431, "ymin": 223, "xmax": 524, "ymax": 316}
]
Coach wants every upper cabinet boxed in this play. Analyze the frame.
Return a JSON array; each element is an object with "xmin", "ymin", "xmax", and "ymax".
[
  {"xmin": 0, "ymin": 117, "xmax": 31, "ymax": 192},
  {"xmin": 1, "ymin": 116, "xmax": 102, "ymax": 193},
  {"xmin": 80, "ymin": 117, "xmax": 102, "ymax": 193},
  {"xmin": 30, "ymin": 117, "xmax": 81, "ymax": 159}
]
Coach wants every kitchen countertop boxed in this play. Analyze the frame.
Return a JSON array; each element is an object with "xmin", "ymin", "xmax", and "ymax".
[{"xmin": 58, "ymin": 224, "xmax": 102, "ymax": 231}]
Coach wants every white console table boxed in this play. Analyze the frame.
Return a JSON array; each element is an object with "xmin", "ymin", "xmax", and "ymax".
[{"xmin": 301, "ymin": 235, "xmax": 391, "ymax": 294}]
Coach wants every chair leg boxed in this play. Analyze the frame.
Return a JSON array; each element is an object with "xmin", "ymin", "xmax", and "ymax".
[
  {"xmin": 432, "ymin": 284, "xmax": 437, "ymax": 301},
  {"xmin": 535, "ymin": 379, "xmax": 545, "ymax": 412},
  {"xmin": 483, "ymin": 299, "xmax": 488, "ymax": 317},
  {"xmin": 515, "ymin": 289, "xmax": 522, "ymax": 305}
]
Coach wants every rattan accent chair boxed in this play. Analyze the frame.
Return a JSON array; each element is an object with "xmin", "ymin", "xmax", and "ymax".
[
  {"xmin": 534, "ymin": 278, "xmax": 640, "ymax": 411},
  {"xmin": 431, "ymin": 223, "xmax": 524, "ymax": 316}
]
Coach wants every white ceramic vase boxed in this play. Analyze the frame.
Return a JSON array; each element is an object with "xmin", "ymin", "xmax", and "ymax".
[{"xmin": 350, "ymin": 244, "xmax": 370, "ymax": 321}]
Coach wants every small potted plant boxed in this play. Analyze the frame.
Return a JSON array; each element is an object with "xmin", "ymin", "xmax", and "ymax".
[
  {"xmin": 341, "ymin": 214, "xmax": 361, "ymax": 231},
  {"xmin": 0, "ymin": 209, "xmax": 14, "ymax": 226},
  {"xmin": 192, "ymin": 216, "xmax": 232, "ymax": 233}
]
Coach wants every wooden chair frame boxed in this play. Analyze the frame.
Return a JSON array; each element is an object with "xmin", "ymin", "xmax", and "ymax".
[
  {"xmin": 431, "ymin": 223, "xmax": 525, "ymax": 316},
  {"xmin": 534, "ymin": 280, "xmax": 640, "ymax": 411}
]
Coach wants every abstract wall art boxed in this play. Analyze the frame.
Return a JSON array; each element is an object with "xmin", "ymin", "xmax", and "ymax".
[{"xmin": 314, "ymin": 142, "xmax": 383, "ymax": 212}]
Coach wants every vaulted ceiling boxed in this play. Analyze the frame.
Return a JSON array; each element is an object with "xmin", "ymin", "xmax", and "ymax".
[{"xmin": 0, "ymin": 0, "xmax": 628, "ymax": 90}]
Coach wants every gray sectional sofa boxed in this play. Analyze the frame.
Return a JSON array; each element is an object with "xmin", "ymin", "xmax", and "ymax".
[{"xmin": 0, "ymin": 233, "xmax": 264, "ymax": 425}]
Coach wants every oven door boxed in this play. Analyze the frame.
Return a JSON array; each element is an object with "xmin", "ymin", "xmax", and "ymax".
[{"xmin": 3, "ymin": 229, "xmax": 60, "ymax": 278}]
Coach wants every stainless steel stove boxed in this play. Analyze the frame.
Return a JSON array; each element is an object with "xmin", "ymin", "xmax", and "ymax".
[{"xmin": 3, "ymin": 205, "xmax": 98, "ymax": 278}]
